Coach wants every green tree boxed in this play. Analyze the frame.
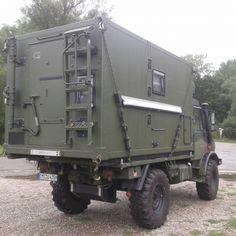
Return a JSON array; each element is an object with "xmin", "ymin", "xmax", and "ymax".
[
  {"xmin": 214, "ymin": 60, "xmax": 236, "ymax": 139},
  {"xmin": 83, "ymin": 0, "xmax": 111, "ymax": 20},
  {"xmin": 0, "ymin": 25, "xmax": 18, "ymax": 61},
  {"xmin": 182, "ymin": 54, "xmax": 230, "ymax": 123},
  {"xmin": 222, "ymin": 116, "xmax": 236, "ymax": 139},
  {"xmin": 194, "ymin": 76, "xmax": 231, "ymax": 123},
  {"xmin": 182, "ymin": 54, "xmax": 214, "ymax": 78},
  {"xmin": 215, "ymin": 59, "xmax": 236, "ymax": 81},
  {"xmin": 221, "ymin": 76, "xmax": 236, "ymax": 115},
  {"xmin": 217, "ymin": 61, "xmax": 236, "ymax": 117},
  {"xmin": 18, "ymin": 0, "xmax": 111, "ymax": 32},
  {"xmin": 0, "ymin": 66, "xmax": 5, "ymax": 144}
]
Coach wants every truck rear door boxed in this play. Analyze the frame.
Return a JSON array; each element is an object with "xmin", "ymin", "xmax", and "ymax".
[{"xmin": 26, "ymin": 37, "xmax": 66, "ymax": 147}]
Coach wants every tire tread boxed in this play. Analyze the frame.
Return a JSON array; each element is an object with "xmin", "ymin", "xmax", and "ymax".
[
  {"xmin": 196, "ymin": 159, "xmax": 219, "ymax": 200},
  {"xmin": 52, "ymin": 180, "xmax": 90, "ymax": 214},
  {"xmin": 130, "ymin": 169, "xmax": 170, "ymax": 229}
]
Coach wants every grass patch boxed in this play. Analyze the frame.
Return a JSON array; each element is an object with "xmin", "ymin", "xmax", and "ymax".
[
  {"xmin": 220, "ymin": 173, "xmax": 236, "ymax": 182},
  {"xmin": 0, "ymin": 145, "xmax": 3, "ymax": 156},
  {"xmin": 177, "ymin": 202, "xmax": 190, "ymax": 208},
  {"xmin": 78, "ymin": 216, "xmax": 93, "ymax": 223},
  {"xmin": 207, "ymin": 219, "xmax": 225, "ymax": 224},
  {"xmin": 216, "ymin": 195, "xmax": 224, "ymax": 200},
  {"xmin": 123, "ymin": 230, "xmax": 133, "ymax": 236},
  {"xmin": 227, "ymin": 192, "xmax": 236, "ymax": 196},
  {"xmin": 190, "ymin": 229, "xmax": 201, "ymax": 236},
  {"xmin": 218, "ymin": 189, "xmax": 227, "ymax": 193},
  {"xmin": 232, "ymin": 204, "xmax": 236, "ymax": 208},
  {"xmin": 207, "ymin": 230, "xmax": 227, "ymax": 236},
  {"xmin": 226, "ymin": 217, "xmax": 236, "ymax": 230}
]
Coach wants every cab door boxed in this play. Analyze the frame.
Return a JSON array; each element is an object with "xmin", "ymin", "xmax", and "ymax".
[{"xmin": 193, "ymin": 107, "xmax": 206, "ymax": 159}]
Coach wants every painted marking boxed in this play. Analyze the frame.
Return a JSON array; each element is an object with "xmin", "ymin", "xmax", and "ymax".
[
  {"xmin": 30, "ymin": 149, "xmax": 61, "ymax": 157},
  {"xmin": 70, "ymin": 184, "xmax": 74, "ymax": 192},
  {"xmin": 98, "ymin": 186, "xmax": 102, "ymax": 197}
]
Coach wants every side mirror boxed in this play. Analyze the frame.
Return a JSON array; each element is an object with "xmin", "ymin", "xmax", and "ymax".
[
  {"xmin": 210, "ymin": 112, "xmax": 216, "ymax": 131},
  {"xmin": 2, "ymin": 39, "xmax": 8, "ymax": 53}
]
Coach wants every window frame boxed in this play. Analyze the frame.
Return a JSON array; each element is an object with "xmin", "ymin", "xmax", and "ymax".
[{"xmin": 152, "ymin": 69, "xmax": 166, "ymax": 96}]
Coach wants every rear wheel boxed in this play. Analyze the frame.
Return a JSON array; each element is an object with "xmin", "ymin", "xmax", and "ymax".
[
  {"xmin": 196, "ymin": 159, "xmax": 219, "ymax": 200},
  {"xmin": 130, "ymin": 169, "xmax": 170, "ymax": 229},
  {"xmin": 52, "ymin": 180, "xmax": 90, "ymax": 214}
]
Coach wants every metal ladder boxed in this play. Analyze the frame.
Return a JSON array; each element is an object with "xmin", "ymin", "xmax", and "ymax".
[{"xmin": 63, "ymin": 27, "xmax": 95, "ymax": 146}]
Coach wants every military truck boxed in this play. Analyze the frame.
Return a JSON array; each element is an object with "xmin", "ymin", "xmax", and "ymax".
[{"xmin": 3, "ymin": 17, "xmax": 221, "ymax": 229}]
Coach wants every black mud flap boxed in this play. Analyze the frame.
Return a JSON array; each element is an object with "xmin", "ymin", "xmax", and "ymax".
[{"xmin": 71, "ymin": 183, "xmax": 117, "ymax": 203}]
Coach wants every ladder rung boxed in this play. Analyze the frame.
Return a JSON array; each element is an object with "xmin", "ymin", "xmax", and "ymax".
[
  {"xmin": 65, "ymin": 46, "xmax": 97, "ymax": 56},
  {"xmin": 65, "ymin": 85, "xmax": 88, "ymax": 92},
  {"xmin": 65, "ymin": 122, "xmax": 94, "ymax": 130},
  {"xmin": 64, "ymin": 33, "xmax": 94, "ymax": 145},
  {"xmin": 66, "ymin": 126, "xmax": 88, "ymax": 131},
  {"xmin": 66, "ymin": 105, "xmax": 88, "ymax": 111},
  {"xmin": 65, "ymin": 66, "xmax": 88, "ymax": 73},
  {"xmin": 77, "ymin": 75, "xmax": 94, "ymax": 80}
]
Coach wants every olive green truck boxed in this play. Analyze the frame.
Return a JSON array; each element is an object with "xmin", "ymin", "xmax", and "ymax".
[{"xmin": 4, "ymin": 17, "xmax": 221, "ymax": 229}]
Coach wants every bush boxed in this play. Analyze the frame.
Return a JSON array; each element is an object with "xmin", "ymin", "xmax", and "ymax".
[
  {"xmin": 222, "ymin": 116, "xmax": 236, "ymax": 139},
  {"xmin": 212, "ymin": 131, "xmax": 220, "ymax": 140}
]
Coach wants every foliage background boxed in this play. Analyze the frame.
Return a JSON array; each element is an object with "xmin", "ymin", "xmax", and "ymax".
[{"xmin": 183, "ymin": 55, "xmax": 236, "ymax": 139}]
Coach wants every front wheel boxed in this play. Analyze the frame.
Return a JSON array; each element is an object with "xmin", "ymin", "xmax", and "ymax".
[
  {"xmin": 130, "ymin": 169, "xmax": 170, "ymax": 229},
  {"xmin": 196, "ymin": 159, "xmax": 219, "ymax": 200}
]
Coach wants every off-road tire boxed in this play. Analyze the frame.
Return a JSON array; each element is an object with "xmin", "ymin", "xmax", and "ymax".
[
  {"xmin": 130, "ymin": 169, "xmax": 170, "ymax": 229},
  {"xmin": 196, "ymin": 159, "xmax": 219, "ymax": 200},
  {"xmin": 52, "ymin": 180, "xmax": 90, "ymax": 214}
]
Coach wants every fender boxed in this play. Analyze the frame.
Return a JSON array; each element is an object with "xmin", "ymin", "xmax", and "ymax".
[{"xmin": 199, "ymin": 151, "xmax": 222, "ymax": 179}]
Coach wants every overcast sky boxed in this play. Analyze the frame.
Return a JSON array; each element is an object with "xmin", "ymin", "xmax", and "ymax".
[{"xmin": 0, "ymin": 0, "xmax": 236, "ymax": 69}]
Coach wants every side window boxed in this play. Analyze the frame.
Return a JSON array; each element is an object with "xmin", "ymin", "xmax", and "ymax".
[
  {"xmin": 193, "ymin": 108, "xmax": 203, "ymax": 132},
  {"xmin": 194, "ymin": 114, "xmax": 202, "ymax": 131},
  {"xmin": 152, "ymin": 70, "xmax": 165, "ymax": 96}
]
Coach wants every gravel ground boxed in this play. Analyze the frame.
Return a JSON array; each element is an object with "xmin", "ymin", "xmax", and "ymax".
[{"xmin": 0, "ymin": 174, "xmax": 236, "ymax": 236}]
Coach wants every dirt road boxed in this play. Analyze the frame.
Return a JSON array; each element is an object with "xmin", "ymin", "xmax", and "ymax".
[
  {"xmin": 0, "ymin": 142, "xmax": 236, "ymax": 235},
  {"xmin": 0, "ymin": 156, "xmax": 37, "ymax": 177},
  {"xmin": 216, "ymin": 142, "xmax": 236, "ymax": 172},
  {"xmin": 0, "ymin": 175, "xmax": 236, "ymax": 236}
]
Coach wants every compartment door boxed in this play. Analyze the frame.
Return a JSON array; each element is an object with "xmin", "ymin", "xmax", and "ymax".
[{"xmin": 27, "ymin": 38, "xmax": 66, "ymax": 146}]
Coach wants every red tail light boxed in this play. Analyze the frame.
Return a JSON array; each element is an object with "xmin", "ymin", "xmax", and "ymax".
[{"xmin": 126, "ymin": 191, "xmax": 132, "ymax": 200}]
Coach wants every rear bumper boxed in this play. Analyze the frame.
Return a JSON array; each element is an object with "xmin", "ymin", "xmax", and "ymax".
[
  {"xmin": 71, "ymin": 183, "xmax": 117, "ymax": 203},
  {"xmin": 4, "ymin": 144, "xmax": 98, "ymax": 160}
]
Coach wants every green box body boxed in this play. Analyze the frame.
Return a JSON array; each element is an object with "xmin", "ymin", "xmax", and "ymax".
[{"xmin": 4, "ymin": 18, "xmax": 194, "ymax": 163}]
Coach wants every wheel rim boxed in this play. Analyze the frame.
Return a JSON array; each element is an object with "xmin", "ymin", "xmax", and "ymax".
[{"xmin": 152, "ymin": 184, "xmax": 164, "ymax": 212}]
